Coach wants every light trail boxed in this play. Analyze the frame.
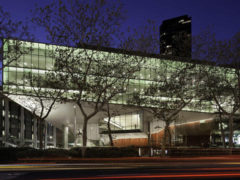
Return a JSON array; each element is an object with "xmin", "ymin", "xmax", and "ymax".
[
  {"xmin": 2, "ymin": 163, "xmax": 240, "ymax": 171},
  {"xmin": 40, "ymin": 172, "xmax": 240, "ymax": 180}
]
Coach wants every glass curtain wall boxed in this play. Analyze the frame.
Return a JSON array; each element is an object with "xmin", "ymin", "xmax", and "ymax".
[{"xmin": 3, "ymin": 39, "xmax": 218, "ymax": 113}]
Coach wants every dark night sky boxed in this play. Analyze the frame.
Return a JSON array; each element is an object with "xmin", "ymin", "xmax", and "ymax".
[{"xmin": 1, "ymin": 0, "xmax": 240, "ymax": 42}]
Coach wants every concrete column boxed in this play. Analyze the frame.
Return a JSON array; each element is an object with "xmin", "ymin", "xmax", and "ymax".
[
  {"xmin": 44, "ymin": 121, "xmax": 48, "ymax": 149},
  {"xmin": 4, "ymin": 99, "xmax": 9, "ymax": 147},
  {"xmin": 150, "ymin": 148, "xmax": 153, "ymax": 157},
  {"xmin": 64, "ymin": 126, "xmax": 69, "ymax": 149},
  {"xmin": 53, "ymin": 126, "xmax": 56, "ymax": 148},
  {"xmin": 20, "ymin": 107, "xmax": 25, "ymax": 146},
  {"xmin": 33, "ymin": 118, "xmax": 37, "ymax": 148},
  {"xmin": 138, "ymin": 147, "xmax": 142, "ymax": 157}
]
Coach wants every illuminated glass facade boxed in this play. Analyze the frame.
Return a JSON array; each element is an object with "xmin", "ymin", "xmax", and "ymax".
[
  {"xmin": 2, "ymin": 39, "xmax": 214, "ymax": 113},
  {"xmin": 2, "ymin": 39, "xmax": 239, "ymax": 148},
  {"xmin": 3, "ymin": 40, "xmax": 55, "ymax": 95}
]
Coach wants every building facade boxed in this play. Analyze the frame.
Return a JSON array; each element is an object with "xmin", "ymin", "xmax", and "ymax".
[
  {"xmin": 1, "ymin": 39, "xmax": 239, "ymax": 149},
  {"xmin": 0, "ymin": 95, "xmax": 60, "ymax": 148},
  {"xmin": 160, "ymin": 15, "xmax": 191, "ymax": 58}
]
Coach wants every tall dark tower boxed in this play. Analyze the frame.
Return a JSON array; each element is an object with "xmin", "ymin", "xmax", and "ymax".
[{"xmin": 160, "ymin": 15, "xmax": 191, "ymax": 58}]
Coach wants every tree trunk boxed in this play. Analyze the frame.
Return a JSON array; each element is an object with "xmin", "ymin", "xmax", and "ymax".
[
  {"xmin": 106, "ymin": 103, "xmax": 114, "ymax": 147},
  {"xmin": 228, "ymin": 115, "xmax": 234, "ymax": 154},
  {"xmin": 218, "ymin": 110, "xmax": 226, "ymax": 148},
  {"xmin": 219, "ymin": 115, "xmax": 226, "ymax": 148},
  {"xmin": 39, "ymin": 118, "xmax": 43, "ymax": 150},
  {"xmin": 82, "ymin": 117, "xmax": 88, "ymax": 157},
  {"xmin": 220, "ymin": 122, "xmax": 226, "ymax": 148},
  {"xmin": 161, "ymin": 125, "xmax": 168, "ymax": 157},
  {"xmin": 167, "ymin": 127, "xmax": 171, "ymax": 147},
  {"xmin": 107, "ymin": 117, "xmax": 114, "ymax": 146}
]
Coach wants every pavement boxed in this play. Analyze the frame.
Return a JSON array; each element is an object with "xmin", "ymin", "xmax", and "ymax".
[{"xmin": 16, "ymin": 155, "xmax": 240, "ymax": 163}]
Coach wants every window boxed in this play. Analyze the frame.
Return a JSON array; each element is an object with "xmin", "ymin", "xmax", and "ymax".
[{"xmin": 99, "ymin": 111, "xmax": 143, "ymax": 133}]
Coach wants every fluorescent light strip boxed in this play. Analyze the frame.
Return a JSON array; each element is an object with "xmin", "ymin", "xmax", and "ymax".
[{"xmin": 175, "ymin": 118, "xmax": 213, "ymax": 126}]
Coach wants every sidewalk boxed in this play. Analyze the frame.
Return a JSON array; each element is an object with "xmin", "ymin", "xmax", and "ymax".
[{"xmin": 17, "ymin": 155, "xmax": 240, "ymax": 164}]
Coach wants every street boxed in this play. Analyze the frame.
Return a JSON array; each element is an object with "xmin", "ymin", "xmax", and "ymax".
[{"xmin": 1, "ymin": 158, "xmax": 240, "ymax": 179}]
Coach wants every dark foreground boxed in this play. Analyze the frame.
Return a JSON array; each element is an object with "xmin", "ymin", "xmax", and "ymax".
[{"xmin": 2, "ymin": 156, "xmax": 240, "ymax": 180}]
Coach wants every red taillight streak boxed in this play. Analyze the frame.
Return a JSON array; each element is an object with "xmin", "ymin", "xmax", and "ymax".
[
  {"xmin": 41, "ymin": 172, "xmax": 240, "ymax": 180},
  {"xmin": 168, "ymin": 167, "xmax": 240, "ymax": 171}
]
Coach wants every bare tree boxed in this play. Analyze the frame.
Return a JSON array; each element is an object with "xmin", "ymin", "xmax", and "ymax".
[
  {"xmin": 24, "ymin": 71, "xmax": 66, "ymax": 149},
  {"xmin": 101, "ymin": 103, "xmax": 129, "ymax": 147},
  {"xmin": 31, "ymin": 0, "xmax": 145, "ymax": 156},
  {"xmin": 102, "ymin": 103, "xmax": 118, "ymax": 147},
  {"xmin": 202, "ymin": 63, "xmax": 240, "ymax": 149},
  {"xmin": 0, "ymin": 6, "xmax": 32, "ymax": 84},
  {"xmin": 105, "ymin": 103, "xmax": 114, "ymax": 146},
  {"xmin": 195, "ymin": 30, "xmax": 240, "ymax": 149},
  {"xmin": 192, "ymin": 27, "xmax": 218, "ymax": 61},
  {"xmin": 55, "ymin": 47, "xmax": 143, "ymax": 155},
  {"xmin": 216, "ymin": 108, "xmax": 227, "ymax": 148},
  {"xmin": 130, "ymin": 60, "xmax": 201, "ymax": 156},
  {"xmin": 120, "ymin": 20, "xmax": 159, "ymax": 54}
]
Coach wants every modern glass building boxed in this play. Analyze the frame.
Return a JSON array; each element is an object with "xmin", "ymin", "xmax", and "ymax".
[{"xmin": 1, "ymin": 39, "xmax": 239, "ymax": 148}]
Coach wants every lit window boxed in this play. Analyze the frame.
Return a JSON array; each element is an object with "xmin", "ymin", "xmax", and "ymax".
[
  {"xmin": 100, "ymin": 111, "xmax": 142, "ymax": 132},
  {"xmin": 178, "ymin": 19, "xmax": 184, "ymax": 23}
]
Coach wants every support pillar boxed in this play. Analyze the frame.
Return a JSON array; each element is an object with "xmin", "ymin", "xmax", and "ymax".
[
  {"xmin": 64, "ymin": 126, "xmax": 69, "ymax": 149},
  {"xmin": 53, "ymin": 126, "xmax": 56, "ymax": 148},
  {"xmin": 20, "ymin": 107, "xmax": 25, "ymax": 146},
  {"xmin": 4, "ymin": 99, "xmax": 9, "ymax": 147}
]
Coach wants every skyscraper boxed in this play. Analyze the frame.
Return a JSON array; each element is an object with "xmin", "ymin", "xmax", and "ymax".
[{"xmin": 160, "ymin": 15, "xmax": 191, "ymax": 58}]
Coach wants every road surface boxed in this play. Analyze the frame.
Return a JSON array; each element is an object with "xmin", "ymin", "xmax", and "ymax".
[{"xmin": 1, "ymin": 158, "xmax": 240, "ymax": 179}]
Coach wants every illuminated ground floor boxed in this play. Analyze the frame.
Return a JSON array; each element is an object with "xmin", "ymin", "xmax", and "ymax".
[{"xmin": 1, "ymin": 94, "xmax": 240, "ymax": 149}]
